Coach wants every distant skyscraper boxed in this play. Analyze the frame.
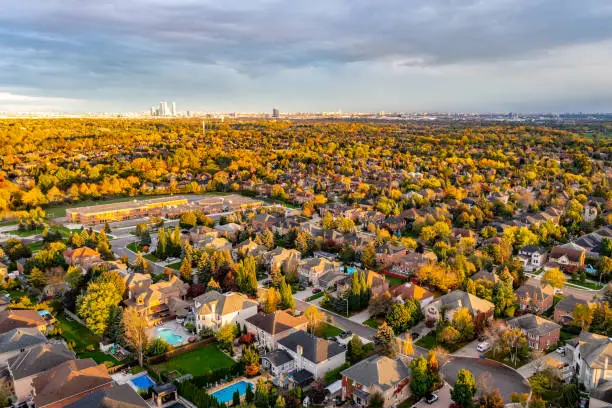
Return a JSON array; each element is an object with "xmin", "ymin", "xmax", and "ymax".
[
  {"xmin": 171, "ymin": 102, "xmax": 176, "ymax": 116},
  {"xmin": 160, "ymin": 101, "xmax": 168, "ymax": 116},
  {"xmin": 272, "ymin": 108, "xmax": 280, "ymax": 118},
  {"xmin": 150, "ymin": 106, "xmax": 156, "ymax": 116}
]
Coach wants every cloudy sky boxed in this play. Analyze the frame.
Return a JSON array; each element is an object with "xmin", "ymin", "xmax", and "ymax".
[{"xmin": 1, "ymin": 0, "xmax": 612, "ymax": 113}]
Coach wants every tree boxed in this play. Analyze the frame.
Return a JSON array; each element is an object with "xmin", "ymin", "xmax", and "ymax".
[
  {"xmin": 179, "ymin": 258, "xmax": 193, "ymax": 282},
  {"xmin": 409, "ymin": 356, "xmax": 431, "ymax": 399},
  {"xmin": 572, "ymin": 303, "xmax": 594, "ymax": 330},
  {"xmin": 261, "ymin": 229, "xmax": 275, "ymax": 250},
  {"xmin": 452, "ymin": 307, "xmax": 475, "ymax": 341},
  {"xmin": 304, "ymin": 305, "xmax": 324, "ymax": 334},
  {"xmin": 279, "ymin": 278, "xmax": 295, "ymax": 312},
  {"xmin": 65, "ymin": 265, "xmax": 84, "ymax": 290},
  {"xmin": 107, "ymin": 306, "xmax": 124, "ymax": 345},
  {"xmin": 28, "ymin": 267, "xmax": 47, "ymax": 290},
  {"xmin": 496, "ymin": 328, "xmax": 530, "ymax": 367},
  {"xmin": 245, "ymin": 384, "xmax": 254, "ymax": 404},
  {"xmin": 264, "ymin": 287, "xmax": 281, "ymax": 313},
  {"xmin": 146, "ymin": 338, "xmax": 171, "ymax": 356},
  {"xmin": 254, "ymin": 377, "xmax": 268, "ymax": 408},
  {"xmin": 451, "ymin": 369, "xmax": 477, "ymax": 408},
  {"xmin": 275, "ymin": 395, "xmax": 286, "ymax": 408},
  {"xmin": 368, "ymin": 292, "xmax": 393, "ymax": 317},
  {"xmin": 77, "ymin": 277, "xmax": 123, "ymax": 335},
  {"xmin": 232, "ymin": 389, "xmax": 241, "ymax": 407},
  {"xmin": 375, "ymin": 322, "xmax": 397, "ymax": 357},
  {"xmin": 387, "ymin": 302, "xmax": 410, "ymax": 334},
  {"xmin": 122, "ymin": 306, "xmax": 148, "ymax": 366},
  {"xmin": 541, "ymin": 268, "xmax": 566, "ymax": 289},
  {"xmin": 361, "ymin": 243, "xmax": 377, "ymax": 269},
  {"xmin": 367, "ymin": 391, "xmax": 384, "ymax": 408},
  {"xmin": 216, "ymin": 324, "xmax": 238, "ymax": 349},
  {"xmin": 478, "ymin": 390, "xmax": 504, "ymax": 408},
  {"xmin": 492, "ymin": 280, "xmax": 515, "ymax": 317}
]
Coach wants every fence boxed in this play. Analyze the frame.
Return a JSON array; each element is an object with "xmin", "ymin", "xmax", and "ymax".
[{"xmin": 145, "ymin": 336, "xmax": 217, "ymax": 365}]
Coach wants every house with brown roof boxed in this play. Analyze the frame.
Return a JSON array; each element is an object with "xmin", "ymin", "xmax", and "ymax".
[
  {"xmin": 0, "ymin": 310, "xmax": 48, "ymax": 334},
  {"xmin": 263, "ymin": 248, "xmax": 301, "ymax": 273},
  {"xmin": 375, "ymin": 243, "xmax": 408, "ymax": 268},
  {"xmin": 245, "ymin": 311, "xmax": 308, "ymax": 350},
  {"xmin": 62, "ymin": 247, "xmax": 102, "ymax": 270},
  {"xmin": 123, "ymin": 273, "xmax": 188, "ymax": 327},
  {"xmin": 507, "ymin": 314, "xmax": 561, "ymax": 351},
  {"xmin": 32, "ymin": 358, "xmax": 113, "ymax": 408},
  {"xmin": 192, "ymin": 290, "xmax": 258, "ymax": 334},
  {"xmin": 545, "ymin": 243, "xmax": 586, "ymax": 272},
  {"xmin": 423, "ymin": 290, "xmax": 494, "ymax": 325},
  {"xmin": 515, "ymin": 283, "xmax": 555, "ymax": 314},
  {"xmin": 390, "ymin": 251, "xmax": 437, "ymax": 277},
  {"xmin": 341, "ymin": 355, "xmax": 411, "ymax": 408},
  {"xmin": 389, "ymin": 282, "xmax": 434, "ymax": 307}
]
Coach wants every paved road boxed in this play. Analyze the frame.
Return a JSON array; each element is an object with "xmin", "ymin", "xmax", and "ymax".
[
  {"xmin": 442, "ymin": 357, "xmax": 530, "ymax": 402},
  {"xmin": 526, "ymin": 276, "xmax": 603, "ymax": 301},
  {"xmin": 112, "ymin": 235, "xmax": 167, "ymax": 274}
]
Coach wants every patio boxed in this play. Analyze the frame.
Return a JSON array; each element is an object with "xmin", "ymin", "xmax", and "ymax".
[{"xmin": 147, "ymin": 319, "xmax": 194, "ymax": 347}]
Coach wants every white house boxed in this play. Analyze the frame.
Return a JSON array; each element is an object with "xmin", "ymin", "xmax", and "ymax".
[
  {"xmin": 566, "ymin": 331, "xmax": 612, "ymax": 391},
  {"xmin": 192, "ymin": 291, "xmax": 258, "ymax": 333},
  {"xmin": 518, "ymin": 245, "xmax": 547, "ymax": 272}
]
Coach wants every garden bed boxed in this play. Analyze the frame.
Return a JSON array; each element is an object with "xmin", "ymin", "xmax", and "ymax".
[{"xmin": 306, "ymin": 292, "xmax": 325, "ymax": 302}]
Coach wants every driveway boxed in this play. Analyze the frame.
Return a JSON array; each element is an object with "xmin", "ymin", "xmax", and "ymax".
[
  {"xmin": 451, "ymin": 339, "xmax": 482, "ymax": 358},
  {"xmin": 442, "ymin": 357, "xmax": 530, "ymax": 402},
  {"xmin": 412, "ymin": 382, "xmax": 451, "ymax": 408},
  {"xmin": 517, "ymin": 349, "xmax": 570, "ymax": 378}
]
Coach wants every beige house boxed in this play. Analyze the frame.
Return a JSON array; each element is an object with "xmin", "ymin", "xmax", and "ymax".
[
  {"xmin": 245, "ymin": 311, "xmax": 308, "ymax": 350},
  {"xmin": 298, "ymin": 257, "xmax": 343, "ymax": 287},
  {"xmin": 123, "ymin": 273, "xmax": 188, "ymax": 326},
  {"xmin": 423, "ymin": 290, "xmax": 494, "ymax": 323},
  {"xmin": 263, "ymin": 248, "xmax": 301, "ymax": 273},
  {"xmin": 192, "ymin": 290, "xmax": 258, "ymax": 333}
]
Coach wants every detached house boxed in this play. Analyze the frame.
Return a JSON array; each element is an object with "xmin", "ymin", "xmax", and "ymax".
[
  {"xmin": 554, "ymin": 295, "xmax": 593, "ymax": 325},
  {"xmin": 262, "ymin": 330, "xmax": 346, "ymax": 386},
  {"xmin": 566, "ymin": 331, "xmax": 612, "ymax": 391},
  {"xmin": 546, "ymin": 243, "xmax": 586, "ymax": 272},
  {"xmin": 507, "ymin": 314, "xmax": 561, "ymax": 351},
  {"xmin": 341, "ymin": 355, "xmax": 411, "ymax": 408},
  {"xmin": 389, "ymin": 282, "xmax": 434, "ymax": 307},
  {"xmin": 245, "ymin": 311, "xmax": 308, "ymax": 350},
  {"xmin": 518, "ymin": 245, "xmax": 547, "ymax": 272},
  {"xmin": 0, "ymin": 310, "xmax": 48, "ymax": 334},
  {"xmin": 263, "ymin": 248, "xmax": 301, "ymax": 273},
  {"xmin": 375, "ymin": 243, "xmax": 408, "ymax": 268},
  {"xmin": 123, "ymin": 274, "xmax": 188, "ymax": 327},
  {"xmin": 515, "ymin": 283, "xmax": 555, "ymax": 314},
  {"xmin": 62, "ymin": 247, "xmax": 102, "ymax": 270},
  {"xmin": 423, "ymin": 290, "xmax": 494, "ymax": 324},
  {"xmin": 297, "ymin": 257, "xmax": 343, "ymax": 287},
  {"xmin": 192, "ymin": 290, "xmax": 258, "ymax": 334}
]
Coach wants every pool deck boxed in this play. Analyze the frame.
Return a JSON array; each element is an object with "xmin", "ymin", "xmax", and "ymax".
[
  {"xmin": 112, "ymin": 371, "xmax": 156, "ymax": 394},
  {"xmin": 147, "ymin": 319, "xmax": 191, "ymax": 346},
  {"xmin": 208, "ymin": 377, "xmax": 255, "ymax": 395}
]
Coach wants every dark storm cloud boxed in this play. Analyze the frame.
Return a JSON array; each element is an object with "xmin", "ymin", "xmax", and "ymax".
[{"xmin": 1, "ymin": 0, "xmax": 612, "ymax": 111}]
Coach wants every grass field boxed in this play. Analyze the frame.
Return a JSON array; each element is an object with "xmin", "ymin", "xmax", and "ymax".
[
  {"xmin": 384, "ymin": 274, "xmax": 405, "ymax": 287},
  {"xmin": 315, "ymin": 322, "xmax": 343, "ymax": 338},
  {"xmin": 10, "ymin": 229, "xmax": 42, "ymax": 237},
  {"xmin": 126, "ymin": 242, "xmax": 142, "ymax": 253},
  {"xmin": 166, "ymin": 261, "xmax": 183, "ymax": 270},
  {"xmin": 27, "ymin": 241, "xmax": 45, "ymax": 252},
  {"xmin": 415, "ymin": 331, "xmax": 469, "ymax": 353},
  {"xmin": 144, "ymin": 253, "xmax": 161, "ymax": 262},
  {"xmin": 363, "ymin": 317, "xmax": 382, "ymax": 329},
  {"xmin": 55, "ymin": 314, "xmax": 119, "ymax": 366},
  {"xmin": 152, "ymin": 344, "xmax": 235, "ymax": 377}
]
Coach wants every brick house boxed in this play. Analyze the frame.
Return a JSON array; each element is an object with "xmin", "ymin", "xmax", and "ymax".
[
  {"xmin": 545, "ymin": 243, "xmax": 586, "ymax": 272},
  {"xmin": 375, "ymin": 243, "xmax": 408, "ymax": 268},
  {"xmin": 515, "ymin": 283, "xmax": 555, "ymax": 314},
  {"xmin": 507, "ymin": 314, "xmax": 561, "ymax": 351},
  {"xmin": 62, "ymin": 247, "xmax": 102, "ymax": 270},
  {"xmin": 554, "ymin": 295, "xmax": 592, "ymax": 325}
]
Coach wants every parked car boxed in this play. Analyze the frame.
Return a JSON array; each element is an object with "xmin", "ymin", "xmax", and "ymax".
[
  {"xmin": 554, "ymin": 288, "xmax": 563, "ymax": 295},
  {"xmin": 476, "ymin": 342, "xmax": 490, "ymax": 352},
  {"xmin": 556, "ymin": 347, "xmax": 565, "ymax": 355},
  {"xmin": 425, "ymin": 393, "xmax": 438, "ymax": 404},
  {"xmin": 339, "ymin": 330, "xmax": 352, "ymax": 339},
  {"xmin": 411, "ymin": 332, "xmax": 420, "ymax": 340},
  {"xmin": 312, "ymin": 288, "xmax": 322, "ymax": 294}
]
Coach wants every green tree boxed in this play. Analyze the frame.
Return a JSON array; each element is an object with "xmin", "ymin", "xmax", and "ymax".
[
  {"xmin": 451, "ymin": 369, "xmax": 477, "ymax": 408},
  {"xmin": 254, "ymin": 377, "xmax": 268, "ymax": 408},
  {"xmin": 409, "ymin": 356, "xmax": 431, "ymax": 399},
  {"xmin": 146, "ymin": 338, "xmax": 171, "ymax": 356},
  {"xmin": 232, "ymin": 389, "xmax": 240, "ymax": 407},
  {"xmin": 77, "ymin": 277, "xmax": 123, "ymax": 335},
  {"xmin": 279, "ymin": 278, "xmax": 295, "ymax": 312},
  {"xmin": 452, "ymin": 308, "xmax": 475, "ymax": 341},
  {"xmin": 375, "ymin": 322, "xmax": 397, "ymax": 357},
  {"xmin": 492, "ymin": 280, "xmax": 515, "ymax": 317},
  {"xmin": 65, "ymin": 265, "xmax": 84, "ymax": 289},
  {"xmin": 245, "ymin": 384, "xmax": 254, "ymax": 404},
  {"xmin": 347, "ymin": 335, "xmax": 364, "ymax": 363},
  {"xmin": 28, "ymin": 267, "xmax": 47, "ymax": 290},
  {"xmin": 366, "ymin": 391, "xmax": 384, "ymax": 408}
]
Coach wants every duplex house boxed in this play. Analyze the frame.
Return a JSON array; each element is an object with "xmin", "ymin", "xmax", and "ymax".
[
  {"xmin": 245, "ymin": 311, "xmax": 308, "ymax": 350},
  {"xmin": 518, "ymin": 245, "xmax": 547, "ymax": 272},
  {"xmin": 8, "ymin": 343, "xmax": 76, "ymax": 404},
  {"xmin": 123, "ymin": 274, "xmax": 188, "ymax": 327},
  {"xmin": 423, "ymin": 290, "xmax": 494, "ymax": 324},
  {"xmin": 566, "ymin": 331, "xmax": 612, "ymax": 391},
  {"xmin": 262, "ymin": 330, "xmax": 346, "ymax": 385},
  {"xmin": 546, "ymin": 243, "xmax": 586, "ymax": 272},
  {"xmin": 32, "ymin": 358, "xmax": 113, "ymax": 408},
  {"xmin": 389, "ymin": 282, "xmax": 434, "ymax": 307},
  {"xmin": 62, "ymin": 247, "xmax": 102, "ymax": 270},
  {"xmin": 554, "ymin": 295, "xmax": 592, "ymax": 325},
  {"xmin": 192, "ymin": 290, "xmax": 258, "ymax": 333},
  {"xmin": 507, "ymin": 314, "xmax": 561, "ymax": 351},
  {"xmin": 297, "ymin": 257, "xmax": 343, "ymax": 287},
  {"xmin": 0, "ymin": 310, "xmax": 48, "ymax": 334},
  {"xmin": 515, "ymin": 283, "xmax": 555, "ymax": 314},
  {"xmin": 341, "ymin": 355, "xmax": 411, "ymax": 408}
]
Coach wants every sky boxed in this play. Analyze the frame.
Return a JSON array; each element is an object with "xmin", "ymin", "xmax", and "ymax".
[{"xmin": 1, "ymin": 0, "xmax": 612, "ymax": 113}]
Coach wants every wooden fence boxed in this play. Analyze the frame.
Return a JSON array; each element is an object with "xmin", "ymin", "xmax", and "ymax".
[{"xmin": 145, "ymin": 336, "xmax": 217, "ymax": 365}]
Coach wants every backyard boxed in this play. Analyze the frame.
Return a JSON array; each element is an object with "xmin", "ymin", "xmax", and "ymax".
[
  {"xmin": 152, "ymin": 344, "xmax": 236, "ymax": 377},
  {"xmin": 54, "ymin": 313, "xmax": 119, "ymax": 366},
  {"xmin": 384, "ymin": 274, "xmax": 405, "ymax": 287}
]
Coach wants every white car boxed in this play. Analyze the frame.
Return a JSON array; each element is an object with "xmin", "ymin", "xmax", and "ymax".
[
  {"xmin": 556, "ymin": 347, "xmax": 565, "ymax": 354},
  {"xmin": 476, "ymin": 342, "xmax": 490, "ymax": 352}
]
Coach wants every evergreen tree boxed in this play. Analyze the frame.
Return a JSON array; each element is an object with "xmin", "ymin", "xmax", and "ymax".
[
  {"xmin": 245, "ymin": 384, "xmax": 254, "ymax": 403},
  {"xmin": 451, "ymin": 369, "xmax": 477, "ymax": 408},
  {"xmin": 279, "ymin": 277, "xmax": 295, "ymax": 312},
  {"xmin": 156, "ymin": 227, "xmax": 167, "ymax": 259},
  {"xmin": 232, "ymin": 389, "xmax": 240, "ymax": 406}
]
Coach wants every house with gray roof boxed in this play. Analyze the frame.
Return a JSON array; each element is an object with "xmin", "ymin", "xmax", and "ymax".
[
  {"xmin": 507, "ymin": 314, "xmax": 561, "ymax": 351},
  {"xmin": 341, "ymin": 355, "xmax": 411, "ymax": 408},
  {"xmin": 566, "ymin": 331, "xmax": 612, "ymax": 391},
  {"xmin": 423, "ymin": 290, "xmax": 494, "ymax": 324},
  {"xmin": 262, "ymin": 330, "xmax": 346, "ymax": 385},
  {"xmin": 0, "ymin": 327, "xmax": 48, "ymax": 363},
  {"xmin": 8, "ymin": 343, "xmax": 76, "ymax": 403},
  {"xmin": 554, "ymin": 295, "xmax": 593, "ymax": 325},
  {"xmin": 64, "ymin": 384, "xmax": 149, "ymax": 408}
]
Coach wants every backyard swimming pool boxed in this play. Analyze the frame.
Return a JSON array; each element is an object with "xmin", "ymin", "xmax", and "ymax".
[
  {"xmin": 346, "ymin": 267, "xmax": 356, "ymax": 274},
  {"xmin": 130, "ymin": 374, "xmax": 156, "ymax": 392},
  {"xmin": 211, "ymin": 381, "xmax": 252, "ymax": 404},
  {"xmin": 156, "ymin": 327, "xmax": 184, "ymax": 346}
]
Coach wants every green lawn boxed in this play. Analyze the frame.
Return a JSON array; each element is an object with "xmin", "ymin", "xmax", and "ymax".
[
  {"xmin": 152, "ymin": 344, "xmax": 236, "ymax": 377},
  {"xmin": 27, "ymin": 241, "xmax": 45, "ymax": 252},
  {"xmin": 384, "ymin": 274, "xmax": 405, "ymax": 287},
  {"xmin": 144, "ymin": 253, "xmax": 161, "ymax": 262},
  {"xmin": 126, "ymin": 242, "xmax": 142, "ymax": 253},
  {"xmin": 414, "ymin": 331, "xmax": 469, "ymax": 353},
  {"xmin": 363, "ymin": 317, "xmax": 382, "ymax": 329},
  {"xmin": 315, "ymin": 322, "xmax": 343, "ymax": 338},
  {"xmin": 567, "ymin": 280, "xmax": 603, "ymax": 290},
  {"xmin": 485, "ymin": 349, "xmax": 531, "ymax": 369},
  {"xmin": 54, "ymin": 314, "xmax": 120, "ymax": 365},
  {"xmin": 306, "ymin": 292, "xmax": 325, "ymax": 302},
  {"xmin": 166, "ymin": 261, "xmax": 183, "ymax": 270},
  {"xmin": 11, "ymin": 229, "xmax": 42, "ymax": 237}
]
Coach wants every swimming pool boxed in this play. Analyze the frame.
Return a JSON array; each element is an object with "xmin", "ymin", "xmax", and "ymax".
[
  {"xmin": 156, "ymin": 328, "xmax": 184, "ymax": 345},
  {"xmin": 346, "ymin": 267, "xmax": 356, "ymax": 274},
  {"xmin": 211, "ymin": 381, "xmax": 252, "ymax": 404},
  {"xmin": 130, "ymin": 374, "xmax": 156, "ymax": 392}
]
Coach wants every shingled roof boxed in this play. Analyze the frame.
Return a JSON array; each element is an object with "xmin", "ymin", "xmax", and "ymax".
[
  {"xmin": 341, "ymin": 355, "xmax": 410, "ymax": 392},
  {"xmin": 278, "ymin": 330, "xmax": 345, "ymax": 363},
  {"xmin": 246, "ymin": 311, "xmax": 307, "ymax": 335}
]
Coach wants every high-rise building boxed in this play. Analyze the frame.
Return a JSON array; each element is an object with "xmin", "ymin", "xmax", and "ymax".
[
  {"xmin": 160, "ymin": 101, "xmax": 168, "ymax": 116},
  {"xmin": 150, "ymin": 106, "xmax": 156, "ymax": 116},
  {"xmin": 171, "ymin": 102, "xmax": 176, "ymax": 116},
  {"xmin": 272, "ymin": 108, "xmax": 280, "ymax": 118}
]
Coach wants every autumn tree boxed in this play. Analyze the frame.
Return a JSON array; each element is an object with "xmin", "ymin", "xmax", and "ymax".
[
  {"xmin": 122, "ymin": 306, "xmax": 148, "ymax": 366},
  {"xmin": 451, "ymin": 369, "xmax": 477, "ymax": 408},
  {"xmin": 541, "ymin": 268, "xmax": 566, "ymax": 289},
  {"xmin": 77, "ymin": 276, "xmax": 123, "ymax": 335},
  {"xmin": 304, "ymin": 305, "xmax": 324, "ymax": 335}
]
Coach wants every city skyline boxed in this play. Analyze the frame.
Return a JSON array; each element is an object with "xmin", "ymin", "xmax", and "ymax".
[{"xmin": 1, "ymin": 0, "xmax": 612, "ymax": 113}]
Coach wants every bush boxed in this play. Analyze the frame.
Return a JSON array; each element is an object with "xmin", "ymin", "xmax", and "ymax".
[{"xmin": 146, "ymin": 338, "xmax": 171, "ymax": 356}]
